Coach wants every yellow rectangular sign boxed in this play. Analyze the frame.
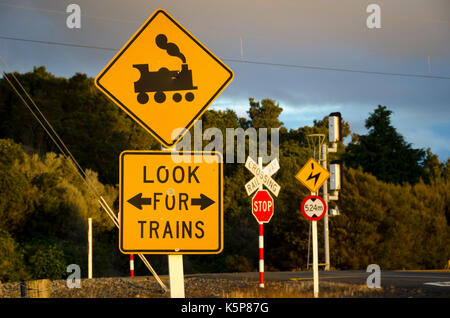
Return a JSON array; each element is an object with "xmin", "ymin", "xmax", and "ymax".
[
  {"xmin": 295, "ymin": 157, "xmax": 330, "ymax": 193},
  {"xmin": 119, "ymin": 151, "xmax": 223, "ymax": 254}
]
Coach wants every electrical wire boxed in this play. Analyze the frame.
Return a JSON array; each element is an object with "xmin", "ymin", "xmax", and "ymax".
[
  {"xmin": 1, "ymin": 35, "xmax": 449, "ymax": 80},
  {"xmin": 0, "ymin": 35, "xmax": 116, "ymax": 51},
  {"xmin": 0, "ymin": 2, "xmax": 141, "ymax": 24},
  {"xmin": 223, "ymin": 58, "xmax": 450, "ymax": 80}
]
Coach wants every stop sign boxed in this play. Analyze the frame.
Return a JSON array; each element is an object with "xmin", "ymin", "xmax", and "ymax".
[{"xmin": 252, "ymin": 190, "xmax": 274, "ymax": 223}]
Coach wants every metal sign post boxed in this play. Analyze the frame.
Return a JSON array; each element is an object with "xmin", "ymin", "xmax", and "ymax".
[
  {"xmin": 88, "ymin": 217, "xmax": 92, "ymax": 279},
  {"xmin": 311, "ymin": 218, "xmax": 319, "ymax": 298},
  {"xmin": 168, "ymin": 254, "xmax": 185, "ymax": 298},
  {"xmin": 321, "ymin": 143, "xmax": 330, "ymax": 271},
  {"xmin": 162, "ymin": 147, "xmax": 184, "ymax": 299}
]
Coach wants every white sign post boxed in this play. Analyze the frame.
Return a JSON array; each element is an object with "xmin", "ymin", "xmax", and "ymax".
[
  {"xmin": 88, "ymin": 217, "xmax": 92, "ymax": 279},
  {"xmin": 168, "ymin": 254, "xmax": 185, "ymax": 298},
  {"xmin": 312, "ymin": 218, "xmax": 319, "ymax": 298}
]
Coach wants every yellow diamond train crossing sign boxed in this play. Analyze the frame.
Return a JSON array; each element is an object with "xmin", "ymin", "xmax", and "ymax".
[
  {"xmin": 119, "ymin": 151, "xmax": 223, "ymax": 254},
  {"xmin": 295, "ymin": 157, "xmax": 330, "ymax": 193},
  {"xmin": 95, "ymin": 9, "xmax": 233, "ymax": 148}
]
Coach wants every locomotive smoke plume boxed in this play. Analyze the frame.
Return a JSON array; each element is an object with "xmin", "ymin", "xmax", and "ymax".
[{"xmin": 155, "ymin": 34, "xmax": 186, "ymax": 63}]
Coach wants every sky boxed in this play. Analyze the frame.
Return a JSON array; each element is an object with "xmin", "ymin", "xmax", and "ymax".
[{"xmin": 0, "ymin": 0, "xmax": 449, "ymax": 160}]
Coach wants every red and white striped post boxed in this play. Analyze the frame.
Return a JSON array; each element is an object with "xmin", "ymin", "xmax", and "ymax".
[
  {"xmin": 258, "ymin": 157, "xmax": 264, "ymax": 288},
  {"xmin": 259, "ymin": 223, "xmax": 264, "ymax": 288},
  {"xmin": 130, "ymin": 254, "xmax": 135, "ymax": 277}
]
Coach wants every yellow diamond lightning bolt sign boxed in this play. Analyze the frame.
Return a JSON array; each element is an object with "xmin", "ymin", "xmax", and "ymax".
[
  {"xmin": 95, "ymin": 9, "xmax": 233, "ymax": 148},
  {"xmin": 295, "ymin": 157, "xmax": 330, "ymax": 193},
  {"xmin": 119, "ymin": 151, "xmax": 223, "ymax": 254}
]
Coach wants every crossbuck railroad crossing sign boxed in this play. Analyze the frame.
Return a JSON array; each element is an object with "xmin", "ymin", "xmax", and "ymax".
[{"xmin": 244, "ymin": 157, "xmax": 280, "ymax": 197}]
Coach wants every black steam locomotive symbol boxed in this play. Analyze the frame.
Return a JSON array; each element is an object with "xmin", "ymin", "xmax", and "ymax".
[{"xmin": 133, "ymin": 34, "xmax": 197, "ymax": 104}]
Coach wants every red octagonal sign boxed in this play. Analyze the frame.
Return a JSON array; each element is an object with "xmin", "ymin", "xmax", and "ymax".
[{"xmin": 252, "ymin": 190, "xmax": 274, "ymax": 223}]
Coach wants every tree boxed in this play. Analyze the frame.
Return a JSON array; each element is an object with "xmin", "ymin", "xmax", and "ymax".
[
  {"xmin": 422, "ymin": 148, "xmax": 445, "ymax": 183},
  {"xmin": 247, "ymin": 98, "xmax": 283, "ymax": 129},
  {"xmin": 24, "ymin": 241, "xmax": 67, "ymax": 280},
  {"xmin": 0, "ymin": 138, "xmax": 123, "ymax": 280},
  {"xmin": 0, "ymin": 140, "xmax": 36, "ymax": 232},
  {"xmin": 0, "ymin": 230, "xmax": 30, "ymax": 282},
  {"xmin": 343, "ymin": 105, "xmax": 426, "ymax": 184},
  {"xmin": 330, "ymin": 166, "xmax": 450, "ymax": 270}
]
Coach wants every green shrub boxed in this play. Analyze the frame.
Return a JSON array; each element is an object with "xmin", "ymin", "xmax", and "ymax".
[
  {"xmin": 0, "ymin": 230, "xmax": 30, "ymax": 282},
  {"xmin": 24, "ymin": 241, "xmax": 67, "ymax": 280}
]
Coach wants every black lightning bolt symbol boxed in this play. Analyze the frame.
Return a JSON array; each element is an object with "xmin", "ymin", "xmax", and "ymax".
[{"xmin": 306, "ymin": 163, "xmax": 321, "ymax": 186}]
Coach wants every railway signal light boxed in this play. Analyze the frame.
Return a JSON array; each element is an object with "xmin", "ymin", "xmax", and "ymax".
[
  {"xmin": 330, "ymin": 160, "xmax": 342, "ymax": 191},
  {"xmin": 329, "ymin": 112, "xmax": 342, "ymax": 143}
]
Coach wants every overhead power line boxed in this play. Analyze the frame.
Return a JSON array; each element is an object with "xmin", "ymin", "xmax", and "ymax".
[
  {"xmin": 0, "ymin": 2, "xmax": 140, "ymax": 24},
  {"xmin": 222, "ymin": 58, "xmax": 450, "ymax": 80},
  {"xmin": 1, "ymin": 35, "xmax": 449, "ymax": 80},
  {"xmin": 0, "ymin": 35, "xmax": 116, "ymax": 51}
]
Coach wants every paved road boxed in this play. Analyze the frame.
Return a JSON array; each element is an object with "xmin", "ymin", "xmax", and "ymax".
[{"xmin": 188, "ymin": 270, "xmax": 450, "ymax": 296}]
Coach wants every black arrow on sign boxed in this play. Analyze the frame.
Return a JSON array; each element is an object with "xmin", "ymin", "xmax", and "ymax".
[
  {"xmin": 127, "ymin": 193, "xmax": 152, "ymax": 210},
  {"xmin": 191, "ymin": 194, "xmax": 215, "ymax": 210}
]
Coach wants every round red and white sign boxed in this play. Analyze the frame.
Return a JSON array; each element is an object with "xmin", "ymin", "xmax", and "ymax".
[{"xmin": 300, "ymin": 195, "xmax": 327, "ymax": 221}]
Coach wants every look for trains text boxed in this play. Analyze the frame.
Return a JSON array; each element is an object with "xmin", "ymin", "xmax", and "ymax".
[{"xmin": 132, "ymin": 164, "xmax": 209, "ymax": 240}]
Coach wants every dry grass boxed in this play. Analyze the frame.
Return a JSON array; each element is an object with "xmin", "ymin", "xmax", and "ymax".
[
  {"xmin": 2, "ymin": 276, "xmax": 438, "ymax": 298},
  {"xmin": 221, "ymin": 280, "xmax": 392, "ymax": 298}
]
